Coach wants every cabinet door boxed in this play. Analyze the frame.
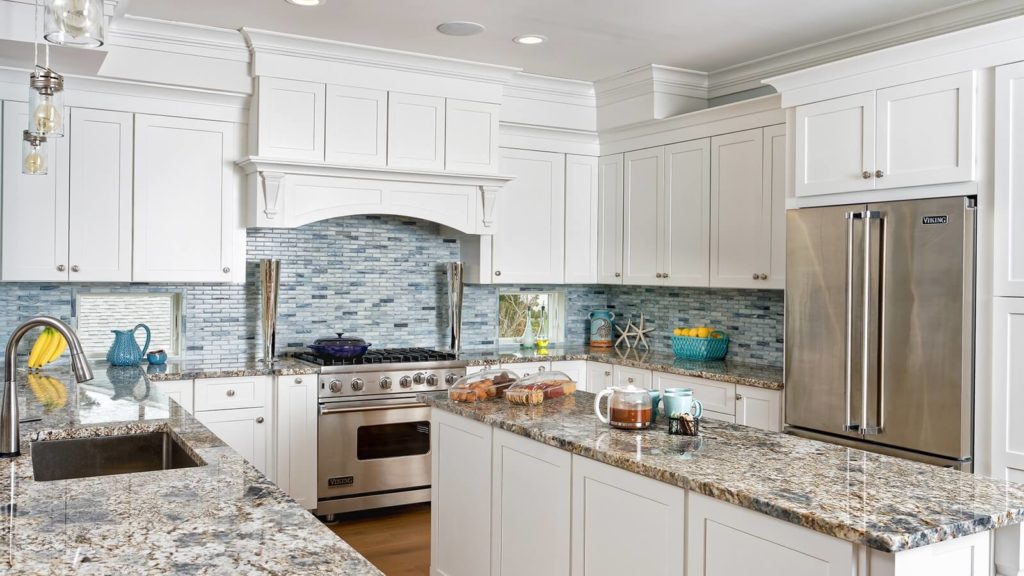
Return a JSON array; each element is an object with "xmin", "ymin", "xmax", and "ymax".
[
  {"xmin": 763, "ymin": 124, "xmax": 787, "ymax": 289},
  {"xmin": 551, "ymin": 360, "xmax": 587, "ymax": 391},
  {"xmin": 445, "ymin": 99, "xmax": 499, "ymax": 173},
  {"xmin": 623, "ymin": 147, "xmax": 663, "ymax": 285},
  {"xmin": 387, "ymin": 92, "xmax": 445, "ymax": 170},
  {"xmin": 613, "ymin": 365, "xmax": 652, "ymax": 389},
  {"xmin": 68, "ymin": 108, "xmax": 133, "ymax": 282},
  {"xmin": 255, "ymin": 77, "xmax": 325, "ymax": 161},
  {"xmin": 564, "ymin": 155, "xmax": 599, "ymax": 283},
  {"xmin": 491, "ymin": 149, "xmax": 565, "ymax": 283},
  {"xmin": 662, "ymin": 139, "xmax": 710, "ymax": 287},
  {"xmin": 133, "ymin": 115, "xmax": 239, "ymax": 282},
  {"xmin": 2, "ymin": 101, "xmax": 69, "ymax": 281},
  {"xmin": 325, "ymin": 85, "xmax": 386, "ymax": 166},
  {"xmin": 492, "ymin": 429, "xmax": 571, "ymax": 576},
  {"xmin": 688, "ymin": 493, "xmax": 852, "ymax": 576},
  {"xmin": 735, "ymin": 385, "xmax": 782, "ymax": 432},
  {"xmin": 794, "ymin": 92, "xmax": 875, "ymax": 197},
  {"xmin": 710, "ymin": 128, "xmax": 770, "ymax": 288},
  {"xmin": 597, "ymin": 155, "xmax": 624, "ymax": 284},
  {"xmin": 276, "ymin": 375, "xmax": 318, "ymax": 508},
  {"xmin": 875, "ymin": 71, "xmax": 975, "ymax": 189},
  {"xmin": 654, "ymin": 372, "xmax": 735, "ymax": 415},
  {"xmin": 505, "ymin": 361, "xmax": 552, "ymax": 378},
  {"xmin": 151, "ymin": 379, "xmax": 194, "ymax": 414},
  {"xmin": 995, "ymin": 62, "xmax": 1024, "ymax": 297},
  {"xmin": 196, "ymin": 407, "xmax": 270, "ymax": 475},
  {"xmin": 585, "ymin": 362, "xmax": 614, "ymax": 393},
  {"xmin": 993, "ymin": 297, "xmax": 1024, "ymax": 483},
  {"xmin": 571, "ymin": 455, "xmax": 685, "ymax": 576},
  {"xmin": 432, "ymin": 409, "xmax": 493, "ymax": 576}
]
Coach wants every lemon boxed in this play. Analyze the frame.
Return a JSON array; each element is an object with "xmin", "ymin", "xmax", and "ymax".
[
  {"xmin": 673, "ymin": 328, "xmax": 684, "ymax": 337},
  {"xmin": 697, "ymin": 327, "xmax": 711, "ymax": 339}
]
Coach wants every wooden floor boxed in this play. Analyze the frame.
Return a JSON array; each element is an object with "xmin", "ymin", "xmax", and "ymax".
[{"xmin": 328, "ymin": 503, "xmax": 431, "ymax": 576}]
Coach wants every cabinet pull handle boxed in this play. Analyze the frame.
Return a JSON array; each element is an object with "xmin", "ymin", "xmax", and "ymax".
[
  {"xmin": 656, "ymin": 273, "xmax": 663, "ymax": 278},
  {"xmin": 875, "ymin": 170, "xmax": 885, "ymax": 179},
  {"xmin": 256, "ymin": 416, "xmax": 264, "ymax": 424},
  {"xmin": 223, "ymin": 267, "xmax": 231, "ymax": 274},
  {"xmin": 538, "ymin": 366, "xmax": 546, "ymax": 371},
  {"xmin": 226, "ymin": 389, "xmax": 236, "ymax": 397},
  {"xmin": 663, "ymin": 273, "xmax": 669, "ymax": 279},
  {"xmin": 759, "ymin": 273, "xmax": 768, "ymax": 280},
  {"xmin": 604, "ymin": 371, "xmax": 611, "ymax": 376},
  {"xmin": 862, "ymin": 171, "xmax": 872, "ymax": 179},
  {"xmin": 627, "ymin": 377, "xmax": 634, "ymax": 383},
  {"xmin": 494, "ymin": 270, "xmax": 501, "ymax": 276},
  {"xmin": 614, "ymin": 272, "xmax": 621, "ymax": 278},
  {"xmin": 752, "ymin": 273, "xmax": 759, "ymax": 280},
  {"xmin": 57, "ymin": 265, "xmax": 66, "ymax": 272},
  {"xmin": 736, "ymin": 393, "xmax": 744, "ymax": 400},
  {"xmin": 71, "ymin": 265, "xmax": 80, "ymax": 272},
  {"xmin": 295, "ymin": 377, "xmax": 303, "ymax": 384}
]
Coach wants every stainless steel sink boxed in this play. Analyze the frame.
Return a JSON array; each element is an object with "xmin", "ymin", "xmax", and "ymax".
[{"xmin": 31, "ymin": 431, "xmax": 203, "ymax": 481}]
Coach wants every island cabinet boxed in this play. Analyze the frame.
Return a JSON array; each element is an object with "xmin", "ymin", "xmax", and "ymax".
[{"xmin": 193, "ymin": 376, "xmax": 273, "ymax": 479}]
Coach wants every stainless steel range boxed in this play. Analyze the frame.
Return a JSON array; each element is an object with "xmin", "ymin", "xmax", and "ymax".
[{"xmin": 302, "ymin": 348, "xmax": 466, "ymax": 517}]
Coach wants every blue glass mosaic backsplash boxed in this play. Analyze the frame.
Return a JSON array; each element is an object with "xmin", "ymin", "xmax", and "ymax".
[{"xmin": 0, "ymin": 216, "xmax": 783, "ymax": 366}]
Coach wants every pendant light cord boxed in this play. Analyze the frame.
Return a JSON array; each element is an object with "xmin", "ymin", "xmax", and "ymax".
[{"xmin": 32, "ymin": 0, "xmax": 39, "ymax": 70}]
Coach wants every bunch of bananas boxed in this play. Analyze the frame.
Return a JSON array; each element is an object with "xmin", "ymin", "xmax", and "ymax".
[
  {"xmin": 27, "ymin": 373, "xmax": 67, "ymax": 409},
  {"xmin": 27, "ymin": 327, "xmax": 68, "ymax": 369}
]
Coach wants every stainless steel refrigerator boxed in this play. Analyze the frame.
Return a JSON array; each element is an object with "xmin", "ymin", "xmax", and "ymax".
[{"xmin": 785, "ymin": 196, "xmax": 975, "ymax": 470}]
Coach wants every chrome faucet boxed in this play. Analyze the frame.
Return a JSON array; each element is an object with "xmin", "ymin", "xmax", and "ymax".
[{"xmin": 1, "ymin": 316, "xmax": 94, "ymax": 457}]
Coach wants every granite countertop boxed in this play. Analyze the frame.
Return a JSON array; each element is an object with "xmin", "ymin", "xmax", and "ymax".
[
  {"xmin": 458, "ymin": 345, "xmax": 784, "ymax": 390},
  {"xmin": 0, "ymin": 362, "xmax": 382, "ymax": 575},
  {"xmin": 421, "ymin": 390, "xmax": 1024, "ymax": 554},
  {"xmin": 143, "ymin": 356, "xmax": 320, "ymax": 382}
]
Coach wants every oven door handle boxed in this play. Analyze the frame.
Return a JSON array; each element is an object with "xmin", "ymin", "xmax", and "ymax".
[{"xmin": 319, "ymin": 402, "xmax": 428, "ymax": 415}]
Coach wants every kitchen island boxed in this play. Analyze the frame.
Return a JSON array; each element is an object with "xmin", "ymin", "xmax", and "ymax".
[
  {"xmin": 423, "ymin": 390, "xmax": 1024, "ymax": 576},
  {"xmin": 0, "ymin": 362, "xmax": 381, "ymax": 575}
]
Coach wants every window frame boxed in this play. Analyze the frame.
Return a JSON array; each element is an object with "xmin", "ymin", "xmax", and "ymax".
[
  {"xmin": 73, "ymin": 292, "xmax": 184, "ymax": 360},
  {"xmin": 496, "ymin": 289, "xmax": 566, "ymax": 347}
]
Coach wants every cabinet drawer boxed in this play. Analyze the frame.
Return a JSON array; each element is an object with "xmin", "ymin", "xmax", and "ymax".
[
  {"xmin": 655, "ymin": 372, "xmax": 736, "ymax": 415},
  {"xmin": 195, "ymin": 376, "xmax": 268, "ymax": 412},
  {"xmin": 702, "ymin": 410, "xmax": 736, "ymax": 424},
  {"xmin": 613, "ymin": 365, "xmax": 652, "ymax": 389}
]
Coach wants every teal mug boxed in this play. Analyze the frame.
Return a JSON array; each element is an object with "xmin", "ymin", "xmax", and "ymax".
[{"xmin": 663, "ymin": 388, "xmax": 703, "ymax": 419}]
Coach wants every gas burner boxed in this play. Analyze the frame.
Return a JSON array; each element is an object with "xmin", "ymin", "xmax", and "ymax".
[{"xmin": 296, "ymin": 347, "xmax": 458, "ymax": 367}]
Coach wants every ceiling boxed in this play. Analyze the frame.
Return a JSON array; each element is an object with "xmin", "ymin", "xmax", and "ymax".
[{"xmin": 126, "ymin": 0, "xmax": 983, "ymax": 81}]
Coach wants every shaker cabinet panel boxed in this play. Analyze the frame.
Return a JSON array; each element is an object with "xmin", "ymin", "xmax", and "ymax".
[
  {"xmin": 662, "ymin": 139, "xmax": 711, "ymax": 287},
  {"xmin": 995, "ymin": 62, "xmax": 1024, "ymax": 297},
  {"xmin": 564, "ymin": 155, "xmax": 599, "ymax": 283},
  {"xmin": 710, "ymin": 128, "xmax": 770, "ymax": 289},
  {"xmin": 255, "ymin": 77, "xmax": 325, "ymax": 162},
  {"xmin": 276, "ymin": 374, "xmax": 318, "ymax": 509},
  {"xmin": 764, "ymin": 123, "xmax": 787, "ymax": 289},
  {"xmin": 387, "ymin": 92, "xmax": 445, "ymax": 171},
  {"xmin": 623, "ymin": 147, "xmax": 663, "ymax": 285},
  {"xmin": 794, "ymin": 92, "xmax": 875, "ymax": 197},
  {"xmin": 195, "ymin": 407, "xmax": 270, "ymax": 476},
  {"xmin": 325, "ymin": 85, "xmax": 386, "ymax": 166},
  {"xmin": 735, "ymin": 385, "xmax": 782, "ymax": 432},
  {"xmin": 445, "ymin": 99, "xmax": 499, "ymax": 173},
  {"xmin": 585, "ymin": 362, "xmax": 615, "ymax": 393},
  {"xmin": 993, "ymin": 297, "xmax": 1024, "ymax": 482},
  {"xmin": 597, "ymin": 154, "xmax": 624, "ymax": 284},
  {"xmin": 1, "ymin": 101, "xmax": 69, "ymax": 282}
]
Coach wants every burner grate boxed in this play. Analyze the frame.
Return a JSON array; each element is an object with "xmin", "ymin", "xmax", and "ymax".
[{"xmin": 296, "ymin": 347, "xmax": 457, "ymax": 366}]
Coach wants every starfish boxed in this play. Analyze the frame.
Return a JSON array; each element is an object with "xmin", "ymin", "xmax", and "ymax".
[{"xmin": 634, "ymin": 314, "xmax": 654, "ymax": 350}]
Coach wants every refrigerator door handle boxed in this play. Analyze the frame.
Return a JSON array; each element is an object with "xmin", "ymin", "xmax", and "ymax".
[
  {"xmin": 843, "ymin": 211, "xmax": 862, "ymax": 433},
  {"xmin": 862, "ymin": 210, "xmax": 883, "ymax": 436}
]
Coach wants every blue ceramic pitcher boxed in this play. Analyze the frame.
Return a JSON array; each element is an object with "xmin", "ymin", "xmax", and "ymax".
[{"xmin": 107, "ymin": 324, "xmax": 151, "ymax": 366}]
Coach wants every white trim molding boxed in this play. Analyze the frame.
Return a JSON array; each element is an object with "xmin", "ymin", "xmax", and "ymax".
[
  {"xmin": 499, "ymin": 122, "xmax": 599, "ymax": 156},
  {"xmin": 595, "ymin": 64, "xmax": 709, "ymax": 131}
]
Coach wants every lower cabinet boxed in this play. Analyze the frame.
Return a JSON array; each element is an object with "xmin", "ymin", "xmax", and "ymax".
[
  {"xmin": 551, "ymin": 360, "xmax": 587, "ymax": 391},
  {"xmin": 735, "ymin": 385, "xmax": 782, "ymax": 432},
  {"xmin": 150, "ymin": 379, "xmax": 195, "ymax": 414},
  {"xmin": 505, "ymin": 361, "xmax": 551, "ymax": 378},
  {"xmin": 195, "ymin": 407, "xmax": 270, "ymax": 475},
  {"xmin": 193, "ymin": 376, "xmax": 273, "ymax": 479},
  {"xmin": 571, "ymin": 456, "xmax": 686, "ymax": 576},
  {"xmin": 654, "ymin": 371, "xmax": 782, "ymax": 432},
  {"xmin": 613, "ymin": 365, "xmax": 652, "ymax": 389},
  {"xmin": 993, "ymin": 297, "xmax": 1024, "ymax": 483},
  {"xmin": 585, "ymin": 362, "xmax": 614, "ymax": 393},
  {"xmin": 275, "ymin": 374, "xmax": 318, "ymax": 510},
  {"xmin": 492, "ymin": 429, "xmax": 571, "ymax": 576}
]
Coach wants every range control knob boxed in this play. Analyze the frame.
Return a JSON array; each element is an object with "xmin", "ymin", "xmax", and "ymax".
[
  {"xmin": 329, "ymin": 379, "xmax": 343, "ymax": 393},
  {"xmin": 379, "ymin": 376, "xmax": 393, "ymax": 390},
  {"xmin": 351, "ymin": 378, "xmax": 365, "ymax": 392},
  {"xmin": 413, "ymin": 372, "xmax": 426, "ymax": 385},
  {"xmin": 445, "ymin": 373, "xmax": 459, "ymax": 385},
  {"xmin": 425, "ymin": 374, "xmax": 439, "ymax": 387},
  {"xmin": 399, "ymin": 376, "xmax": 413, "ymax": 389}
]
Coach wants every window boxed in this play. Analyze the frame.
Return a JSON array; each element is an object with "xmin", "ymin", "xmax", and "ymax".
[
  {"xmin": 75, "ymin": 293, "xmax": 183, "ymax": 358},
  {"xmin": 497, "ymin": 290, "xmax": 565, "ymax": 346}
]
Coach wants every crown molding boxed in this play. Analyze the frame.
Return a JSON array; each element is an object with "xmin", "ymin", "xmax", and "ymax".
[
  {"xmin": 595, "ymin": 64, "xmax": 710, "ymax": 104},
  {"xmin": 499, "ymin": 122, "xmax": 599, "ymax": 156},
  {"xmin": 107, "ymin": 15, "xmax": 250, "ymax": 63},
  {"xmin": 503, "ymin": 72, "xmax": 596, "ymax": 108}
]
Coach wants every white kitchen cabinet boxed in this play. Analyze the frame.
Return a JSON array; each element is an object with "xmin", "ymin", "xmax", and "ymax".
[
  {"xmin": 585, "ymin": 362, "xmax": 615, "ymax": 393},
  {"xmin": 324, "ymin": 84, "xmax": 387, "ymax": 166},
  {"xmin": 710, "ymin": 128, "xmax": 771, "ymax": 289},
  {"xmin": 150, "ymin": 379, "xmax": 194, "ymax": 414},
  {"xmin": 432, "ymin": 408, "xmax": 493, "ymax": 576},
  {"xmin": 571, "ymin": 455, "xmax": 685, "ymax": 576},
  {"xmin": 276, "ymin": 374, "xmax": 318, "ymax": 509},
  {"xmin": 654, "ymin": 372, "xmax": 735, "ymax": 415},
  {"xmin": 996, "ymin": 61, "xmax": 1024, "ymax": 297},
  {"xmin": 551, "ymin": 360, "xmax": 587, "ymax": 391},
  {"xmin": 735, "ymin": 384, "xmax": 782, "ymax": 432},
  {"xmin": 612, "ymin": 365, "xmax": 652, "ymax": 389},
  {"xmin": 505, "ymin": 361, "xmax": 551, "ymax": 378},
  {"xmin": 492, "ymin": 428, "xmax": 571, "ymax": 576},
  {"xmin": 445, "ymin": 99, "xmax": 499, "ymax": 173},
  {"xmin": 254, "ymin": 76, "xmax": 325, "ymax": 162},
  {"xmin": 597, "ymin": 154, "xmax": 624, "ymax": 284},
  {"xmin": 195, "ymin": 407, "xmax": 271, "ymax": 475},
  {"xmin": 622, "ymin": 147, "xmax": 663, "ymax": 285},
  {"xmin": 67, "ymin": 108, "xmax": 134, "ymax": 282},
  {"xmin": 1, "ymin": 101, "xmax": 69, "ymax": 282},
  {"xmin": 993, "ymin": 297, "xmax": 1024, "ymax": 483},
  {"xmin": 662, "ymin": 139, "xmax": 711, "ymax": 286},
  {"xmin": 133, "ymin": 114, "xmax": 241, "ymax": 282},
  {"xmin": 564, "ymin": 154, "xmax": 600, "ymax": 283},
  {"xmin": 194, "ymin": 376, "xmax": 268, "ymax": 411},
  {"xmin": 387, "ymin": 92, "xmax": 445, "ymax": 170},
  {"xmin": 764, "ymin": 123, "xmax": 787, "ymax": 289},
  {"xmin": 688, "ymin": 492, "xmax": 853, "ymax": 576},
  {"xmin": 703, "ymin": 411, "xmax": 737, "ymax": 424},
  {"xmin": 491, "ymin": 148, "xmax": 565, "ymax": 283},
  {"xmin": 794, "ymin": 92, "xmax": 875, "ymax": 197}
]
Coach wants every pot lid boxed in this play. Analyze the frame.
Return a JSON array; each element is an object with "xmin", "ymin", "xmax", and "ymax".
[{"xmin": 313, "ymin": 332, "xmax": 368, "ymax": 346}]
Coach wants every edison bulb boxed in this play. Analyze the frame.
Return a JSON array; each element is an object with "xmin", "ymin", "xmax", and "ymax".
[
  {"xmin": 33, "ymin": 99, "xmax": 62, "ymax": 135},
  {"xmin": 23, "ymin": 148, "xmax": 45, "ymax": 175},
  {"xmin": 50, "ymin": 0, "xmax": 101, "ymax": 38}
]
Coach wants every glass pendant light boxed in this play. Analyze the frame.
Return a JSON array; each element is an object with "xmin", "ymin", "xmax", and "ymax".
[
  {"xmin": 22, "ymin": 131, "xmax": 48, "ymax": 175},
  {"xmin": 44, "ymin": 0, "xmax": 105, "ymax": 47},
  {"xmin": 28, "ymin": 67, "xmax": 64, "ymax": 137}
]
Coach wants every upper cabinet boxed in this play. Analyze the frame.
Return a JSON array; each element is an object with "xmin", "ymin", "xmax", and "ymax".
[
  {"xmin": 387, "ymin": 92, "xmax": 446, "ymax": 171},
  {"xmin": 564, "ymin": 154, "xmax": 600, "ymax": 284},
  {"xmin": 663, "ymin": 139, "xmax": 711, "ymax": 287},
  {"xmin": 794, "ymin": 71, "xmax": 975, "ymax": 197},
  {"xmin": 597, "ymin": 155, "xmax": 624, "ymax": 284},
  {"xmin": 325, "ymin": 85, "xmax": 387, "ymax": 166},
  {"xmin": 134, "ymin": 115, "xmax": 241, "ymax": 282},
  {"xmin": 254, "ymin": 77, "xmax": 325, "ymax": 162},
  {"xmin": 997, "ymin": 61, "xmax": 1024, "ymax": 297},
  {"xmin": 623, "ymin": 147, "xmax": 663, "ymax": 285},
  {"xmin": 445, "ymin": 99, "xmax": 500, "ymax": 173}
]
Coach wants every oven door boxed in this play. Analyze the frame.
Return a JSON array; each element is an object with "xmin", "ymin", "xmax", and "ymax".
[{"xmin": 317, "ymin": 396, "xmax": 432, "ymax": 501}]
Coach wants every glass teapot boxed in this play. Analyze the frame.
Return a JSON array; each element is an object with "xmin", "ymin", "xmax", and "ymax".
[{"xmin": 594, "ymin": 385, "xmax": 653, "ymax": 430}]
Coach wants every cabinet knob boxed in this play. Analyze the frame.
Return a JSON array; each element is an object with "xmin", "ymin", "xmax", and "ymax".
[
  {"xmin": 615, "ymin": 272, "xmax": 621, "ymax": 278},
  {"xmin": 604, "ymin": 371, "xmax": 611, "ymax": 376},
  {"xmin": 256, "ymin": 416, "xmax": 264, "ymax": 424},
  {"xmin": 226, "ymin": 389, "xmax": 236, "ymax": 397},
  {"xmin": 862, "ymin": 171, "xmax": 872, "ymax": 179},
  {"xmin": 752, "ymin": 273, "xmax": 759, "ymax": 280},
  {"xmin": 494, "ymin": 270, "xmax": 501, "ymax": 277},
  {"xmin": 295, "ymin": 377, "xmax": 303, "ymax": 384},
  {"xmin": 71, "ymin": 265, "xmax": 80, "ymax": 272},
  {"xmin": 222, "ymin": 267, "xmax": 231, "ymax": 274},
  {"xmin": 57, "ymin": 265, "xmax": 66, "ymax": 272},
  {"xmin": 655, "ymin": 273, "xmax": 663, "ymax": 278},
  {"xmin": 538, "ymin": 366, "xmax": 546, "ymax": 371},
  {"xmin": 736, "ymin": 393, "xmax": 744, "ymax": 400},
  {"xmin": 627, "ymin": 377, "xmax": 635, "ymax": 383},
  {"xmin": 759, "ymin": 273, "xmax": 768, "ymax": 280},
  {"xmin": 663, "ymin": 273, "xmax": 669, "ymax": 279},
  {"xmin": 875, "ymin": 170, "xmax": 885, "ymax": 179}
]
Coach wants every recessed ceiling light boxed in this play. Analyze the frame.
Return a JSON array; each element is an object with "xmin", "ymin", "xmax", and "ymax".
[
  {"xmin": 285, "ymin": 0, "xmax": 324, "ymax": 6},
  {"xmin": 437, "ymin": 21, "xmax": 486, "ymax": 37},
  {"xmin": 513, "ymin": 34, "xmax": 547, "ymax": 45}
]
